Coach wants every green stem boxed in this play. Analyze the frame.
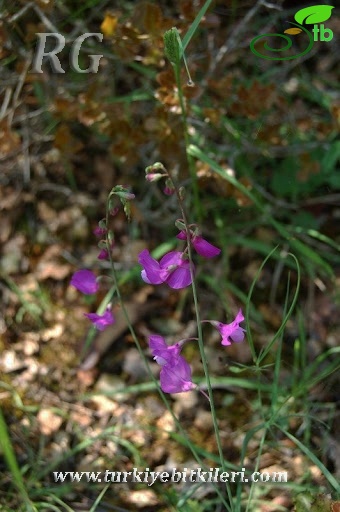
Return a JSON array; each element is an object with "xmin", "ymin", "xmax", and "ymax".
[
  {"xmin": 173, "ymin": 64, "xmax": 202, "ymax": 223},
  {"xmin": 168, "ymin": 176, "xmax": 233, "ymax": 509}
]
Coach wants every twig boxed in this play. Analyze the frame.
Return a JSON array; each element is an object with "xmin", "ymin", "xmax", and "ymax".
[
  {"xmin": 8, "ymin": 53, "xmax": 32, "ymax": 127},
  {"xmin": 0, "ymin": 89, "xmax": 12, "ymax": 121}
]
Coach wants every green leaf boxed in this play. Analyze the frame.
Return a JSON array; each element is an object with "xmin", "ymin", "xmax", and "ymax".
[
  {"xmin": 181, "ymin": 0, "xmax": 213, "ymax": 52},
  {"xmin": 294, "ymin": 5, "xmax": 334, "ymax": 25},
  {"xmin": 322, "ymin": 140, "xmax": 340, "ymax": 173}
]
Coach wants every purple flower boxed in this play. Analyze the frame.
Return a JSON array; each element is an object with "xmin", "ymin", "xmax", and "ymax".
[
  {"xmin": 177, "ymin": 230, "xmax": 221, "ymax": 258},
  {"xmin": 70, "ymin": 270, "xmax": 99, "ymax": 294},
  {"xmin": 160, "ymin": 357, "xmax": 195, "ymax": 394},
  {"xmin": 204, "ymin": 309, "xmax": 246, "ymax": 346},
  {"xmin": 93, "ymin": 226, "xmax": 107, "ymax": 237},
  {"xmin": 148, "ymin": 331, "xmax": 210, "ymax": 399},
  {"xmin": 149, "ymin": 335, "xmax": 195, "ymax": 394},
  {"xmin": 84, "ymin": 308, "xmax": 114, "ymax": 331},
  {"xmin": 98, "ymin": 248, "xmax": 109, "ymax": 260},
  {"xmin": 149, "ymin": 334, "xmax": 181, "ymax": 365},
  {"xmin": 163, "ymin": 185, "xmax": 175, "ymax": 196},
  {"xmin": 138, "ymin": 249, "xmax": 194, "ymax": 289}
]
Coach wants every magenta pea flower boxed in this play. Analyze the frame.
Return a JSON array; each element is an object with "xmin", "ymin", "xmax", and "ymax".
[
  {"xmin": 203, "ymin": 309, "xmax": 246, "ymax": 346},
  {"xmin": 149, "ymin": 335, "xmax": 209, "ymax": 397},
  {"xmin": 160, "ymin": 357, "xmax": 195, "ymax": 394},
  {"xmin": 149, "ymin": 334, "xmax": 181, "ymax": 365},
  {"xmin": 84, "ymin": 308, "xmax": 114, "ymax": 331},
  {"xmin": 93, "ymin": 226, "xmax": 107, "ymax": 237},
  {"xmin": 149, "ymin": 335, "xmax": 197, "ymax": 394},
  {"xmin": 138, "ymin": 249, "xmax": 194, "ymax": 289},
  {"xmin": 177, "ymin": 230, "xmax": 221, "ymax": 258},
  {"xmin": 163, "ymin": 185, "xmax": 175, "ymax": 196},
  {"xmin": 98, "ymin": 248, "xmax": 109, "ymax": 260},
  {"xmin": 70, "ymin": 270, "xmax": 99, "ymax": 294}
]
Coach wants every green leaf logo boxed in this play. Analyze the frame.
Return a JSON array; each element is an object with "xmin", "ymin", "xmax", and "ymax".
[{"xmin": 294, "ymin": 5, "xmax": 334, "ymax": 25}]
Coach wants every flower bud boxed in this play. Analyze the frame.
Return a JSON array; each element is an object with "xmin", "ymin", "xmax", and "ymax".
[
  {"xmin": 163, "ymin": 177, "xmax": 175, "ymax": 196},
  {"xmin": 164, "ymin": 28, "xmax": 181, "ymax": 66},
  {"xmin": 146, "ymin": 173, "xmax": 164, "ymax": 182},
  {"xmin": 145, "ymin": 162, "xmax": 166, "ymax": 174},
  {"xmin": 115, "ymin": 190, "xmax": 135, "ymax": 201}
]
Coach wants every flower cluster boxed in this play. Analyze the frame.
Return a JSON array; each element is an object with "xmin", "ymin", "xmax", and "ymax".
[
  {"xmin": 138, "ymin": 225, "xmax": 221, "ymax": 290},
  {"xmin": 70, "ymin": 185, "xmax": 136, "ymax": 330},
  {"xmin": 70, "ymin": 269, "xmax": 114, "ymax": 331},
  {"xmin": 149, "ymin": 311, "xmax": 246, "ymax": 395},
  {"xmin": 69, "ymin": 178, "xmax": 247, "ymax": 396}
]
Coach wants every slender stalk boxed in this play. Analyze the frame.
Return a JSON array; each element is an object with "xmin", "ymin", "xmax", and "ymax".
[
  {"xmin": 167, "ymin": 173, "xmax": 233, "ymax": 508},
  {"xmin": 173, "ymin": 65, "xmax": 202, "ymax": 223},
  {"xmin": 165, "ymin": 22, "xmax": 233, "ymax": 505}
]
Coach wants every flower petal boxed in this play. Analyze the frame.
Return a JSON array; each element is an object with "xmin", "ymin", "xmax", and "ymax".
[
  {"xmin": 71, "ymin": 270, "xmax": 99, "ymax": 294},
  {"xmin": 230, "ymin": 328, "xmax": 245, "ymax": 343},
  {"xmin": 167, "ymin": 266, "xmax": 193, "ymax": 289},
  {"xmin": 149, "ymin": 334, "xmax": 181, "ymax": 365},
  {"xmin": 98, "ymin": 249, "xmax": 109, "ymax": 260},
  {"xmin": 192, "ymin": 236, "xmax": 221, "ymax": 258},
  {"xmin": 84, "ymin": 309, "xmax": 114, "ymax": 331},
  {"xmin": 234, "ymin": 309, "xmax": 245, "ymax": 324},
  {"xmin": 221, "ymin": 336, "xmax": 232, "ymax": 346},
  {"xmin": 138, "ymin": 249, "xmax": 163, "ymax": 284},
  {"xmin": 160, "ymin": 357, "xmax": 194, "ymax": 393},
  {"xmin": 159, "ymin": 251, "xmax": 183, "ymax": 267},
  {"xmin": 176, "ymin": 230, "xmax": 187, "ymax": 240}
]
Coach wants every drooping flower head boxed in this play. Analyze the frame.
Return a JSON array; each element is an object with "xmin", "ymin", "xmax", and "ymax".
[
  {"xmin": 71, "ymin": 270, "xmax": 99, "ymax": 295},
  {"xmin": 84, "ymin": 308, "xmax": 115, "ymax": 331},
  {"xmin": 177, "ymin": 228, "xmax": 221, "ymax": 258},
  {"xmin": 203, "ymin": 309, "xmax": 246, "ymax": 346},
  {"xmin": 138, "ymin": 249, "xmax": 194, "ymax": 289}
]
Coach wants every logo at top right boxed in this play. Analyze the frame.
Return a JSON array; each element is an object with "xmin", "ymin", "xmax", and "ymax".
[{"xmin": 250, "ymin": 4, "xmax": 334, "ymax": 60}]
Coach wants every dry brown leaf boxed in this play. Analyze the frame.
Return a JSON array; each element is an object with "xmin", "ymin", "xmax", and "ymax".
[
  {"xmin": 297, "ymin": 152, "xmax": 321, "ymax": 182},
  {"xmin": 100, "ymin": 13, "xmax": 118, "ymax": 37},
  {"xmin": 54, "ymin": 123, "xmax": 83, "ymax": 155},
  {"xmin": 35, "ymin": 245, "xmax": 71, "ymax": 280},
  {"xmin": 0, "ymin": 120, "xmax": 21, "ymax": 157}
]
